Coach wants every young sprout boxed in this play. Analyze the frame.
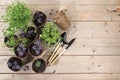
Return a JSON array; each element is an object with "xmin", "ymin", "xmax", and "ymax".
[{"xmin": 35, "ymin": 61, "xmax": 41, "ymax": 67}]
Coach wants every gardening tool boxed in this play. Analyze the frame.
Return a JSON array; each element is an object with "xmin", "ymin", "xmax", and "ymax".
[
  {"xmin": 61, "ymin": 32, "xmax": 68, "ymax": 44},
  {"xmin": 47, "ymin": 32, "xmax": 69, "ymax": 63},
  {"xmin": 47, "ymin": 32, "xmax": 68, "ymax": 63},
  {"xmin": 49, "ymin": 38, "xmax": 76, "ymax": 65},
  {"xmin": 48, "ymin": 44, "xmax": 64, "ymax": 64},
  {"xmin": 48, "ymin": 42, "xmax": 61, "ymax": 62}
]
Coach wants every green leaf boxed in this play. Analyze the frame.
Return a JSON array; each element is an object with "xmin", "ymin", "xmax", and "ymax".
[
  {"xmin": 35, "ymin": 61, "xmax": 41, "ymax": 67},
  {"xmin": 40, "ymin": 22, "xmax": 61, "ymax": 46},
  {"xmin": 3, "ymin": 1, "xmax": 32, "ymax": 37}
]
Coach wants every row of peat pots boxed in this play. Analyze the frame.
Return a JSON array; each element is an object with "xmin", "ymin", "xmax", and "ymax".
[
  {"xmin": 4, "ymin": 2, "xmax": 71, "ymax": 73},
  {"xmin": 6, "ymin": 11, "xmax": 48, "ymax": 73}
]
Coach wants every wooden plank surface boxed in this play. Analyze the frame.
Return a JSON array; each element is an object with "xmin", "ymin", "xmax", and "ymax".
[
  {"xmin": 0, "ymin": 56, "xmax": 55, "ymax": 73},
  {"xmin": 0, "ymin": 74, "xmax": 120, "ymax": 80},
  {"xmin": 0, "ymin": 56, "xmax": 120, "ymax": 73},
  {"xmin": 0, "ymin": 0, "xmax": 120, "ymax": 5},
  {"xmin": 56, "ymin": 56, "xmax": 120, "ymax": 73},
  {"xmin": 0, "ymin": 5, "xmax": 120, "ymax": 21},
  {"xmin": 1, "ymin": 38, "xmax": 120, "ymax": 56},
  {"xmin": 0, "ymin": 0, "xmax": 120, "ymax": 80},
  {"xmin": 1, "ymin": 22, "xmax": 120, "ymax": 38}
]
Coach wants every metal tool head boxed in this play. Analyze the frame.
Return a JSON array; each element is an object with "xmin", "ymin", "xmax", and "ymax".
[
  {"xmin": 66, "ymin": 38, "xmax": 76, "ymax": 49},
  {"xmin": 61, "ymin": 32, "xmax": 68, "ymax": 44}
]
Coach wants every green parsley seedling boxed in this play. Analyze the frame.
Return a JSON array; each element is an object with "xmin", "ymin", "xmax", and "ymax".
[{"xmin": 3, "ymin": 1, "xmax": 32, "ymax": 37}]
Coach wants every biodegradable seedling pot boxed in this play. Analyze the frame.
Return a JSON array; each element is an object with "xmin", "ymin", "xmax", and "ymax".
[
  {"xmin": 14, "ymin": 42, "xmax": 28, "ymax": 58},
  {"xmin": 32, "ymin": 58, "xmax": 46, "ymax": 73},
  {"xmin": 4, "ymin": 36, "xmax": 11, "ymax": 47},
  {"xmin": 4, "ymin": 35, "xmax": 18, "ymax": 48},
  {"xmin": 29, "ymin": 39, "xmax": 43, "ymax": 57},
  {"xmin": 7, "ymin": 57, "xmax": 23, "ymax": 71},
  {"xmin": 53, "ymin": 10, "xmax": 71, "ymax": 30},
  {"xmin": 33, "ymin": 11, "xmax": 47, "ymax": 27},
  {"xmin": 22, "ymin": 54, "xmax": 34, "ymax": 65},
  {"xmin": 25, "ymin": 26, "xmax": 36, "ymax": 40}
]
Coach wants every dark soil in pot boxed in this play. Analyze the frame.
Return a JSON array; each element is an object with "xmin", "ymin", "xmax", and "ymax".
[
  {"xmin": 14, "ymin": 42, "xmax": 28, "ymax": 58},
  {"xmin": 32, "ymin": 58, "xmax": 46, "ymax": 73},
  {"xmin": 29, "ymin": 39, "xmax": 43, "ymax": 56},
  {"xmin": 7, "ymin": 57, "xmax": 22, "ymax": 71},
  {"xmin": 33, "ymin": 11, "xmax": 47, "ymax": 27}
]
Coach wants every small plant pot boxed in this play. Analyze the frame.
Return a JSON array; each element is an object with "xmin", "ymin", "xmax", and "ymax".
[
  {"xmin": 28, "ymin": 39, "xmax": 43, "ymax": 57},
  {"xmin": 33, "ymin": 11, "xmax": 47, "ymax": 27},
  {"xmin": 53, "ymin": 10, "xmax": 71, "ymax": 30},
  {"xmin": 14, "ymin": 42, "xmax": 28, "ymax": 58},
  {"xmin": 32, "ymin": 58, "xmax": 46, "ymax": 73},
  {"xmin": 25, "ymin": 26, "xmax": 36, "ymax": 41},
  {"xmin": 4, "ymin": 36, "xmax": 11, "ymax": 47},
  {"xmin": 4, "ymin": 35, "xmax": 18, "ymax": 48},
  {"xmin": 7, "ymin": 57, "xmax": 23, "ymax": 71}
]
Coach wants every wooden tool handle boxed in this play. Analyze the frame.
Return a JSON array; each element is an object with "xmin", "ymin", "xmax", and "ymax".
[
  {"xmin": 48, "ymin": 47, "xmax": 63, "ymax": 65},
  {"xmin": 48, "ymin": 42, "xmax": 61, "ymax": 62},
  {"xmin": 50, "ymin": 49, "xmax": 66, "ymax": 65}
]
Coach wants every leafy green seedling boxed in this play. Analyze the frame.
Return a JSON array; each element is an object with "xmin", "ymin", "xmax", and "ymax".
[
  {"xmin": 3, "ymin": 1, "xmax": 32, "ymax": 37},
  {"xmin": 5, "ymin": 36, "xmax": 18, "ymax": 47},
  {"xmin": 40, "ymin": 22, "xmax": 61, "ymax": 45},
  {"xmin": 35, "ymin": 61, "xmax": 41, "ymax": 67}
]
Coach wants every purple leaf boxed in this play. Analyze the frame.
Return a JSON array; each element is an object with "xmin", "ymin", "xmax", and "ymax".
[
  {"xmin": 7, "ymin": 62, "xmax": 12, "ymax": 67},
  {"xmin": 35, "ymin": 50, "xmax": 40, "ymax": 55},
  {"xmin": 18, "ymin": 52, "xmax": 24, "ymax": 57},
  {"xmin": 38, "ymin": 46, "xmax": 42, "ymax": 50},
  {"xmin": 37, "ymin": 18, "xmax": 42, "ymax": 23},
  {"xmin": 19, "ymin": 33, "xmax": 25, "ymax": 37},
  {"xmin": 21, "ymin": 47, "xmax": 26, "ymax": 52},
  {"xmin": 17, "ymin": 47, "xmax": 26, "ymax": 53},
  {"xmin": 35, "ymin": 39, "xmax": 40, "ymax": 45},
  {"xmin": 28, "ymin": 30, "xmax": 34, "ymax": 34},
  {"xmin": 16, "ymin": 65, "xmax": 21, "ymax": 69},
  {"xmin": 32, "ymin": 45, "xmax": 37, "ymax": 50},
  {"xmin": 12, "ymin": 66, "xmax": 16, "ymax": 70},
  {"xmin": 13, "ymin": 61, "xmax": 17, "ymax": 66},
  {"xmin": 19, "ymin": 42, "xmax": 24, "ymax": 48},
  {"xmin": 17, "ymin": 47, "xmax": 21, "ymax": 52}
]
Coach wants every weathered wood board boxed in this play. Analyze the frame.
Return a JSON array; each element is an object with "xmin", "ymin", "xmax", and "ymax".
[{"xmin": 0, "ymin": 0, "xmax": 120, "ymax": 80}]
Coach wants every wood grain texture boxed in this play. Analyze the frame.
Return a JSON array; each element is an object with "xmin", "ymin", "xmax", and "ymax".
[
  {"xmin": 0, "ymin": 5, "xmax": 120, "ymax": 21},
  {"xmin": 56, "ymin": 56, "xmax": 120, "ymax": 73},
  {"xmin": 1, "ymin": 22, "xmax": 120, "ymax": 38},
  {"xmin": 0, "ymin": 56, "xmax": 120, "ymax": 73},
  {"xmin": 0, "ymin": 0, "xmax": 120, "ymax": 79},
  {"xmin": 0, "ymin": 0, "xmax": 120, "ymax": 5},
  {"xmin": 0, "ymin": 56, "xmax": 55, "ymax": 73},
  {"xmin": 0, "ymin": 38, "xmax": 120, "ymax": 56},
  {"xmin": 0, "ymin": 74, "xmax": 120, "ymax": 80}
]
